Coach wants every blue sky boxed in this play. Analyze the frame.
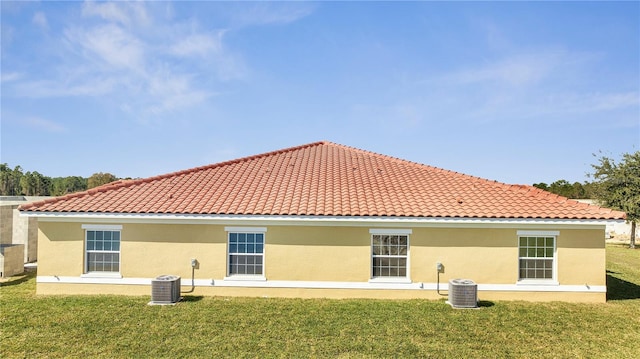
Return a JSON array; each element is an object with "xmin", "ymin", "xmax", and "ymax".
[{"xmin": 1, "ymin": 1, "xmax": 638, "ymax": 185}]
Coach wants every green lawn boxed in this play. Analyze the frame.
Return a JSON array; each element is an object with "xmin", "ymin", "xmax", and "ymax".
[{"xmin": 2, "ymin": 245, "xmax": 640, "ymax": 358}]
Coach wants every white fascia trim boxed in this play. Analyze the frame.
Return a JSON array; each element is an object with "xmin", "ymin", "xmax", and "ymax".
[
  {"xmin": 25, "ymin": 212, "xmax": 618, "ymax": 229},
  {"xmin": 224, "ymin": 227, "xmax": 267, "ymax": 233},
  {"xmin": 80, "ymin": 272, "xmax": 123, "ymax": 279},
  {"xmin": 214, "ymin": 280, "xmax": 421, "ymax": 290},
  {"xmin": 369, "ymin": 228, "xmax": 412, "ymax": 235},
  {"xmin": 517, "ymin": 230, "xmax": 560, "ymax": 236},
  {"xmin": 223, "ymin": 275, "xmax": 267, "ymax": 281},
  {"xmin": 478, "ymin": 283, "xmax": 605, "ymax": 293},
  {"xmin": 81, "ymin": 224, "xmax": 123, "ymax": 230},
  {"xmin": 368, "ymin": 277, "xmax": 412, "ymax": 284},
  {"xmin": 40, "ymin": 275, "xmax": 140, "ymax": 285},
  {"xmin": 516, "ymin": 279, "xmax": 560, "ymax": 286},
  {"xmin": 37, "ymin": 276, "xmax": 606, "ymax": 293}
]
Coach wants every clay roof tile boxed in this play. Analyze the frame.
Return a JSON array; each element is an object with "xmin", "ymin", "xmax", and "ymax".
[{"xmin": 19, "ymin": 141, "xmax": 626, "ymax": 220}]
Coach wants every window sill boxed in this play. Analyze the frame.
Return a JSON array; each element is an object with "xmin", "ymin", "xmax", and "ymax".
[
  {"xmin": 369, "ymin": 277, "xmax": 412, "ymax": 284},
  {"xmin": 223, "ymin": 275, "xmax": 267, "ymax": 282},
  {"xmin": 81, "ymin": 272, "xmax": 123, "ymax": 279},
  {"xmin": 516, "ymin": 280, "xmax": 559, "ymax": 286}
]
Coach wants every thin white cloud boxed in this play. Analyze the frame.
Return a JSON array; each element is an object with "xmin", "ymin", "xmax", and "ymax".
[
  {"xmin": 583, "ymin": 92, "xmax": 639, "ymax": 112},
  {"xmin": 421, "ymin": 46, "xmax": 638, "ymax": 125},
  {"xmin": 4, "ymin": 0, "xmax": 309, "ymax": 121},
  {"xmin": 6, "ymin": 1, "xmax": 227, "ymax": 118},
  {"xmin": 65, "ymin": 24, "xmax": 144, "ymax": 71},
  {"xmin": 145, "ymin": 70, "xmax": 214, "ymax": 114},
  {"xmin": 169, "ymin": 31, "xmax": 225, "ymax": 58},
  {"xmin": 231, "ymin": 2, "xmax": 315, "ymax": 26},
  {"xmin": 451, "ymin": 89, "xmax": 639, "ymax": 124},
  {"xmin": 1, "ymin": 72, "xmax": 22, "ymax": 82},
  {"xmin": 32, "ymin": 11, "xmax": 49, "ymax": 30},
  {"xmin": 81, "ymin": 0, "xmax": 149, "ymax": 27},
  {"xmin": 23, "ymin": 116, "xmax": 67, "ymax": 133},
  {"xmin": 536, "ymin": 91, "xmax": 639, "ymax": 116},
  {"xmin": 13, "ymin": 78, "xmax": 116, "ymax": 98},
  {"xmin": 2, "ymin": 23, "xmax": 15, "ymax": 47},
  {"xmin": 443, "ymin": 51, "xmax": 575, "ymax": 87}
]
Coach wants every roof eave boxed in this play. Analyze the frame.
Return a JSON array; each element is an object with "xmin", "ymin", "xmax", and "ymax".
[{"xmin": 20, "ymin": 211, "xmax": 624, "ymax": 229}]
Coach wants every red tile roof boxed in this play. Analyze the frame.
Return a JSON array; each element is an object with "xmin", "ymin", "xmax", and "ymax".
[{"xmin": 19, "ymin": 141, "xmax": 625, "ymax": 220}]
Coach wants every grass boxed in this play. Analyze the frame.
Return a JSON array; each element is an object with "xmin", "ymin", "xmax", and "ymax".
[{"xmin": 2, "ymin": 245, "xmax": 640, "ymax": 358}]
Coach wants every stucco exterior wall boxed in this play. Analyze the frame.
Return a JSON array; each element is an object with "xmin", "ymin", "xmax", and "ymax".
[
  {"xmin": 13, "ymin": 208, "xmax": 38, "ymax": 262},
  {"xmin": 124, "ymin": 223, "xmax": 226, "ymax": 278},
  {"xmin": 0, "ymin": 205, "xmax": 14, "ymax": 245},
  {"xmin": 37, "ymin": 223, "xmax": 85, "ymax": 276},
  {"xmin": 1, "ymin": 244, "xmax": 25, "ymax": 277},
  {"xmin": 1, "ymin": 202, "xmax": 39, "ymax": 262},
  {"xmin": 35, "ymin": 221, "xmax": 607, "ymax": 302},
  {"xmin": 267, "ymin": 226, "xmax": 370, "ymax": 282}
]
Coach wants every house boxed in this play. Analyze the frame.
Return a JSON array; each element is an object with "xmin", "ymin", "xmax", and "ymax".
[{"xmin": 19, "ymin": 141, "xmax": 625, "ymax": 302}]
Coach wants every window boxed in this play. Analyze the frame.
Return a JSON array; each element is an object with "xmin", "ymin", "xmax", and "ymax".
[
  {"xmin": 518, "ymin": 234, "xmax": 556, "ymax": 281},
  {"xmin": 226, "ymin": 228, "xmax": 266, "ymax": 276},
  {"xmin": 370, "ymin": 229, "xmax": 411, "ymax": 278},
  {"xmin": 83, "ymin": 225, "xmax": 122, "ymax": 273}
]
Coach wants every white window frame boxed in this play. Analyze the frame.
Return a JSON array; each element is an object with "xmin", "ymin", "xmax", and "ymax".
[
  {"xmin": 82, "ymin": 224, "xmax": 122, "ymax": 278},
  {"xmin": 517, "ymin": 230, "xmax": 559, "ymax": 285},
  {"xmin": 224, "ymin": 227, "xmax": 267, "ymax": 280},
  {"xmin": 369, "ymin": 229, "xmax": 412, "ymax": 283}
]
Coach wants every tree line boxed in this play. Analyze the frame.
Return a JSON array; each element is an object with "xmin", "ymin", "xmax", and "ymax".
[
  {"xmin": 0, "ymin": 164, "xmax": 118, "ymax": 197},
  {"xmin": 532, "ymin": 180, "xmax": 598, "ymax": 199},
  {"xmin": 536, "ymin": 151, "xmax": 640, "ymax": 248}
]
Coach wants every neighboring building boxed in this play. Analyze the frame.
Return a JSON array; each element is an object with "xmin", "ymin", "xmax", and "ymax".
[
  {"xmin": 20, "ymin": 142, "xmax": 625, "ymax": 302},
  {"xmin": 574, "ymin": 199, "xmax": 635, "ymax": 240},
  {"xmin": 1, "ymin": 196, "xmax": 46, "ymax": 277}
]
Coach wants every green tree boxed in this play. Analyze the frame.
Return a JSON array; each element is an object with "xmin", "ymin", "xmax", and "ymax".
[
  {"xmin": 549, "ymin": 180, "xmax": 573, "ymax": 198},
  {"xmin": 87, "ymin": 172, "xmax": 118, "ymax": 189},
  {"xmin": 591, "ymin": 151, "xmax": 640, "ymax": 249},
  {"xmin": 51, "ymin": 176, "xmax": 88, "ymax": 196},
  {"xmin": 20, "ymin": 171, "xmax": 51, "ymax": 196},
  {"xmin": 533, "ymin": 180, "xmax": 589, "ymax": 199},
  {"xmin": 582, "ymin": 182, "xmax": 598, "ymax": 199},
  {"xmin": 0, "ymin": 164, "xmax": 24, "ymax": 195},
  {"xmin": 533, "ymin": 182, "xmax": 549, "ymax": 191}
]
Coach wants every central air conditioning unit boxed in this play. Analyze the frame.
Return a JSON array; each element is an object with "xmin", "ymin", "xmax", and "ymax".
[
  {"xmin": 448, "ymin": 278, "xmax": 478, "ymax": 308},
  {"xmin": 151, "ymin": 275, "xmax": 181, "ymax": 304}
]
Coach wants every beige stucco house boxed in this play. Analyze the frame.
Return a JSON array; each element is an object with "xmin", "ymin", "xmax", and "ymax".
[{"xmin": 20, "ymin": 142, "xmax": 625, "ymax": 302}]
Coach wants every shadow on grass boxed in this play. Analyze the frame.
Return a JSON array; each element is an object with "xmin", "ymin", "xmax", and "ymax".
[
  {"xmin": 478, "ymin": 300, "xmax": 495, "ymax": 308},
  {"xmin": 0, "ymin": 272, "xmax": 35, "ymax": 287},
  {"xmin": 606, "ymin": 271, "xmax": 640, "ymax": 301},
  {"xmin": 181, "ymin": 295, "xmax": 204, "ymax": 302}
]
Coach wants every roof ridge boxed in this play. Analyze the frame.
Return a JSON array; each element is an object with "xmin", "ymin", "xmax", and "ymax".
[
  {"xmin": 324, "ymin": 141, "xmax": 513, "ymax": 189},
  {"xmin": 322, "ymin": 143, "xmax": 614, "ymax": 210}
]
